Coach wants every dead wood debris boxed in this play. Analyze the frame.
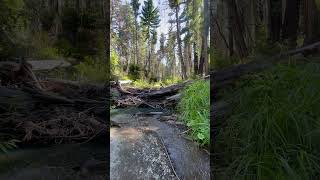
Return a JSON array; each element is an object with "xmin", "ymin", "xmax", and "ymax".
[
  {"xmin": 111, "ymin": 80, "xmax": 193, "ymax": 109},
  {"xmin": 0, "ymin": 59, "xmax": 108, "ymax": 145}
]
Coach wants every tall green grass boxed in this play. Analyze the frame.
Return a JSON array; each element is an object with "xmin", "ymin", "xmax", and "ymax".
[
  {"xmin": 0, "ymin": 140, "xmax": 19, "ymax": 153},
  {"xmin": 73, "ymin": 56, "xmax": 108, "ymax": 83},
  {"xmin": 215, "ymin": 63, "xmax": 320, "ymax": 179},
  {"xmin": 178, "ymin": 80, "xmax": 210, "ymax": 146}
]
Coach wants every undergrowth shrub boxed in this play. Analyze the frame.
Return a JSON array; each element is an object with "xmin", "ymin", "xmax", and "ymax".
[
  {"xmin": 35, "ymin": 47, "xmax": 60, "ymax": 59},
  {"xmin": 130, "ymin": 77, "xmax": 182, "ymax": 89},
  {"xmin": 178, "ymin": 80, "xmax": 210, "ymax": 146},
  {"xmin": 215, "ymin": 62, "xmax": 320, "ymax": 179},
  {"xmin": 29, "ymin": 32, "xmax": 61, "ymax": 59},
  {"xmin": 55, "ymin": 39, "xmax": 76, "ymax": 57},
  {"xmin": 162, "ymin": 77, "xmax": 181, "ymax": 86},
  {"xmin": 0, "ymin": 140, "xmax": 19, "ymax": 153},
  {"xmin": 211, "ymin": 50, "xmax": 244, "ymax": 70},
  {"xmin": 74, "ymin": 56, "xmax": 108, "ymax": 82},
  {"xmin": 149, "ymin": 74, "xmax": 158, "ymax": 83},
  {"xmin": 131, "ymin": 79, "xmax": 161, "ymax": 89},
  {"xmin": 128, "ymin": 64, "xmax": 141, "ymax": 81}
]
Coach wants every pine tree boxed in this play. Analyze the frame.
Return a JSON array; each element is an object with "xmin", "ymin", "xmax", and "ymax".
[
  {"xmin": 130, "ymin": 0, "xmax": 140, "ymax": 65},
  {"xmin": 168, "ymin": 0, "xmax": 187, "ymax": 79},
  {"xmin": 140, "ymin": 0, "xmax": 160, "ymax": 78}
]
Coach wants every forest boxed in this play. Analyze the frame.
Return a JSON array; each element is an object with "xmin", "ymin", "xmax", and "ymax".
[
  {"xmin": 0, "ymin": 0, "xmax": 319, "ymax": 179},
  {"xmin": 0, "ymin": 0, "xmax": 110, "ymax": 179},
  {"xmin": 111, "ymin": 0, "xmax": 209, "ymax": 83},
  {"xmin": 110, "ymin": 0, "xmax": 210, "ymax": 178},
  {"xmin": 0, "ymin": 0, "xmax": 211, "ymax": 179},
  {"xmin": 211, "ymin": 0, "xmax": 320, "ymax": 179}
]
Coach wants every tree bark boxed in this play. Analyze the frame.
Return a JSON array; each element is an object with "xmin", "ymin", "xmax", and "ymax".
[
  {"xmin": 282, "ymin": 0, "xmax": 300, "ymax": 46},
  {"xmin": 134, "ymin": 20, "xmax": 139, "ymax": 65},
  {"xmin": 199, "ymin": 0, "xmax": 210, "ymax": 75},
  {"xmin": 210, "ymin": 0, "xmax": 216, "ymax": 71},
  {"xmin": 193, "ymin": 43, "xmax": 199, "ymax": 74},
  {"xmin": 104, "ymin": 0, "xmax": 110, "ymax": 83},
  {"xmin": 175, "ymin": 6, "xmax": 187, "ymax": 79},
  {"xmin": 269, "ymin": 0, "xmax": 282, "ymax": 42},
  {"xmin": 227, "ymin": 2, "xmax": 234, "ymax": 56},
  {"xmin": 303, "ymin": 0, "xmax": 320, "ymax": 45},
  {"xmin": 228, "ymin": 0, "xmax": 249, "ymax": 58}
]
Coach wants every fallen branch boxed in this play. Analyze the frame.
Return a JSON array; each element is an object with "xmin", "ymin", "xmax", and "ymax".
[
  {"xmin": 138, "ymin": 80, "xmax": 192, "ymax": 98},
  {"xmin": 211, "ymin": 41, "xmax": 320, "ymax": 89},
  {"xmin": 0, "ymin": 59, "xmax": 42, "ymax": 89}
]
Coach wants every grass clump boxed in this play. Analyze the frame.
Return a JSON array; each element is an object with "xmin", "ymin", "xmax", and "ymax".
[
  {"xmin": 0, "ymin": 140, "xmax": 19, "ymax": 154},
  {"xmin": 215, "ymin": 62, "xmax": 320, "ymax": 179},
  {"xmin": 73, "ymin": 56, "xmax": 108, "ymax": 83},
  {"xmin": 129, "ymin": 77, "xmax": 182, "ymax": 89},
  {"xmin": 178, "ymin": 80, "xmax": 210, "ymax": 146}
]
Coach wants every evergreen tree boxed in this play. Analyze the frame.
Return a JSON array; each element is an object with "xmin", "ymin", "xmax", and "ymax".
[
  {"xmin": 140, "ymin": 0, "xmax": 160, "ymax": 78},
  {"xmin": 168, "ymin": 0, "xmax": 187, "ymax": 79},
  {"xmin": 130, "ymin": 0, "xmax": 140, "ymax": 65}
]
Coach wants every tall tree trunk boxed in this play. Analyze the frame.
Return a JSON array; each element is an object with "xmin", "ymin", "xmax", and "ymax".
[
  {"xmin": 145, "ymin": 38, "xmax": 152, "ymax": 78},
  {"xmin": 135, "ymin": 20, "xmax": 139, "ymax": 65},
  {"xmin": 193, "ymin": 42, "xmax": 199, "ymax": 74},
  {"xmin": 187, "ymin": 42, "xmax": 192, "ymax": 76},
  {"xmin": 104, "ymin": 0, "xmax": 110, "ymax": 83},
  {"xmin": 125, "ymin": 47, "xmax": 130, "ymax": 73},
  {"xmin": 282, "ymin": 0, "xmax": 300, "ymax": 47},
  {"xmin": 199, "ymin": 0, "xmax": 210, "ymax": 75},
  {"xmin": 184, "ymin": 41, "xmax": 192, "ymax": 76},
  {"xmin": 269, "ymin": 0, "xmax": 282, "ymax": 42},
  {"xmin": 210, "ymin": 0, "xmax": 217, "ymax": 71},
  {"xmin": 175, "ymin": 6, "xmax": 187, "ymax": 79},
  {"xmin": 227, "ymin": 1, "xmax": 234, "ymax": 56},
  {"xmin": 228, "ymin": 0, "xmax": 249, "ymax": 58},
  {"xmin": 303, "ymin": 0, "xmax": 320, "ymax": 45},
  {"xmin": 53, "ymin": 0, "xmax": 63, "ymax": 39},
  {"xmin": 199, "ymin": 41, "xmax": 206, "ymax": 75}
]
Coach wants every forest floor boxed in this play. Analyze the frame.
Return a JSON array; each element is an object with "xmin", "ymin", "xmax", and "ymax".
[
  {"xmin": 109, "ymin": 79, "xmax": 210, "ymax": 179},
  {"xmin": 110, "ymin": 107, "xmax": 210, "ymax": 180},
  {"xmin": 0, "ymin": 59, "xmax": 210, "ymax": 179},
  {"xmin": 0, "ymin": 60, "xmax": 109, "ymax": 179}
]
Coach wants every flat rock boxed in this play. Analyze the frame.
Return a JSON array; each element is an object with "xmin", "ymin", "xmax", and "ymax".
[{"xmin": 110, "ymin": 127, "xmax": 177, "ymax": 180}]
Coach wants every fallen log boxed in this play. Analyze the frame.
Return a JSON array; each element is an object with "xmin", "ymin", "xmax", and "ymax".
[
  {"xmin": 27, "ymin": 60, "xmax": 71, "ymax": 71},
  {"xmin": 114, "ymin": 96, "xmax": 156, "ymax": 109},
  {"xmin": 0, "ymin": 58, "xmax": 42, "ymax": 89},
  {"xmin": 166, "ymin": 93, "xmax": 181, "ymax": 102},
  {"xmin": 138, "ymin": 80, "xmax": 192, "ymax": 98},
  {"xmin": 42, "ymin": 78, "xmax": 109, "ymax": 100},
  {"xmin": 0, "ymin": 85, "xmax": 106, "ymax": 112},
  {"xmin": 211, "ymin": 41, "xmax": 320, "ymax": 90},
  {"xmin": 0, "ymin": 59, "xmax": 108, "ymax": 145},
  {"xmin": 110, "ymin": 80, "xmax": 133, "ymax": 95}
]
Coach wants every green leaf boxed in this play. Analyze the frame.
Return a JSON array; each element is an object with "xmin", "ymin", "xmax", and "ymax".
[{"xmin": 197, "ymin": 133, "xmax": 205, "ymax": 140}]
